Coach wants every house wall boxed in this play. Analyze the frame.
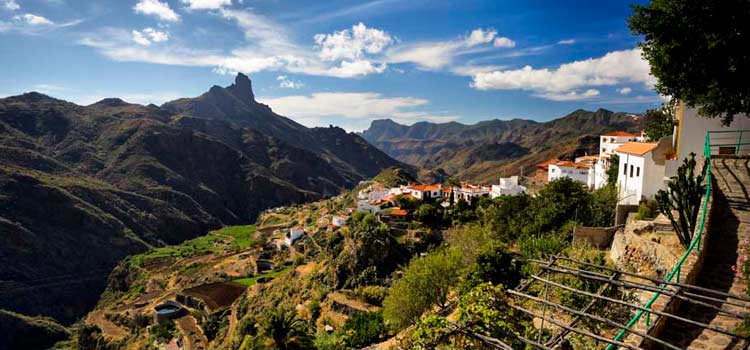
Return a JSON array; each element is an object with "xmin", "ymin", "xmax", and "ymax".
[
  {"xmin": 549, "ymin": 164, "xmax": 591, "ymax": 185},
  {"xmin": 617, "ymin": 153, "xmax": 646, "ymax": 205},
  {"xmin": 677, "ymin": 104, "xmax": 750, "ymax": 160}
]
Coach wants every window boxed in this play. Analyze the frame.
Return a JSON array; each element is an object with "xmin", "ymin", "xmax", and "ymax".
[
  {"xmin": 623, "ymin": 163, "xmax": 627, "ymax": 175},
  {"xmin": 636, "ymin": 167, "xmax": 640, "ymax": 177},
  {"xmin": 630, "ymin": 165, "xmax": 634, "ymax": 178}
]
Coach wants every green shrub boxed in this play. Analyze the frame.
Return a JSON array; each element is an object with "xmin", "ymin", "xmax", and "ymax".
[
  {"xmin": 341, "ymin": 312, "xmax": 387, "ymax": 348},
  {"xmin": 636, "ymin": 200, "xmax": 659, "ymax": 220}
]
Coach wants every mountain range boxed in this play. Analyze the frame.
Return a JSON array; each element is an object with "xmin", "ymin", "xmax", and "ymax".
[
  {"xmin": 361, "ymin": 109, "xmax": 642, "ymax": 183},
  {"xmin": 0, "ymin": 73, "xmax": 404, "ymax": 324}
]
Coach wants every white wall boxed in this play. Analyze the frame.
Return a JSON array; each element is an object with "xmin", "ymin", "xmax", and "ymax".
[
  {"xmin": 677, "ymin": 105, "xmax": 750, "ymax": 160},
  {"xmin": 617, "ymin": 154, "xmax": 645, "ymax": 205},
  {"xmin": 548, "ymin": 164, "xmax": 592, "ymax": 186}
]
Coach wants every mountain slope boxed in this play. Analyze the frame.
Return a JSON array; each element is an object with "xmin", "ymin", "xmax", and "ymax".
[
  {"xmin": 361, "ymin": 109, "xmax": 641, "ymax": 183},
  {"xmin": 0, "ymin": 75, "xmax": 404, "ymax": 325}
]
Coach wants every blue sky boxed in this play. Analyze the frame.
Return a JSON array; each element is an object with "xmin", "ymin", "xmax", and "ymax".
[{"xmin": 0, "ymin": 0, "xmax": 662, "ymax": 131}]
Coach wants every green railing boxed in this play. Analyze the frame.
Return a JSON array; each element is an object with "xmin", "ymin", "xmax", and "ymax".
[{"xmin": 606, "ymin": 130, "xmax": 726, "ymax": 349}]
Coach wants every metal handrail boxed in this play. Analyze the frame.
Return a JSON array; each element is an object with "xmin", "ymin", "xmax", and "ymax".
[{"xmin": 606, "ymin": 130, "xmax": 716, "ymax": 349}]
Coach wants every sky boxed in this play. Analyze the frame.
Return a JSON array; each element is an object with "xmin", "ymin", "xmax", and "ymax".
[{"xmin": 0, "ymin": 0, "xmax": 662, "ymax": 131}]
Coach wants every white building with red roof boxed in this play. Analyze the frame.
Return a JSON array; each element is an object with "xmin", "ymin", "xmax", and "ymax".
[
  {"xmin": 548, "ymin": 160, "xmax": 595, "ymax": 188},
  {"xmin": 407, "ymin": 184, "xmax": 443, "ymax": 200},
  {"xmin": 594, "ymin": 131, "xmax": 647, "ymax": 189},
  {"xmin": 615, "ymin": 138, "xmax": 673, "ymax": 205}
]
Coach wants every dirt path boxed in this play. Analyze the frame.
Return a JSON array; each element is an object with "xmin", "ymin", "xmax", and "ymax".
[{"xmin": 655, "ymin": 158, "xmax": 750, "ymax": 350}]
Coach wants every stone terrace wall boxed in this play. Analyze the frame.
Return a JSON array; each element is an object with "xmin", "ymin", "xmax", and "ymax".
[{"xmin": 622, "ymin": 161, "xmax": 715, "ymax": 348}]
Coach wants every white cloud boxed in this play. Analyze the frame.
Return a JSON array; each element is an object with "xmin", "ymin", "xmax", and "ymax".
[
  {"xmin": 276, "ymin": 75, "xmax": 304, "ymax": 89},
  {"xmin": 536, "ymin": 89, "xmax": 600, "ymax": 101},
  {"xmin": 385, "ymin": 27, "xmax": 507, "ymax": 70},
  {"xmin": 558, "ymin": 39, "xmax": 576, "ymax": 45},
  {"xmin": 259, "ymin": 92, "xmax": 458, "ymax": 130},
  {"xmin": 181, "ymin": 0, "xmax": 231, "ymax": 10},
  {"xmin": 313, "ymin": 22, "xmax": 393, "ymax": 61},
  {"xmin": 493, "ymin": 37, "xmax": 515, "ymax": 48},
  {"xmin": 133, "ymin": 0, "xmax": 179, "ymax": 22},
  {"xmin": 3, "ymin": 0, "xmax": 19, "ymax": 10},
  {"xmin": 618, "ymin": 87, "xmax": 632, "ymax": 95},
  {"xmin": 471, "ymin": 48, "xmax": 655, "ymax": 96},
  {"xmin": 466, "ymin": 28, "xmax": 496, "ymax": 47},
  {"xmin": 132, "ymin": 27, "xmax": 169, "ymax": 46},
  {"xmin": 14, "ymin": 13, "xmax": 53, "ymax": 25}
]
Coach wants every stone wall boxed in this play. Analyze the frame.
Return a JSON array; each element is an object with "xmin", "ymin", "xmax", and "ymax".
[{"xmin": 621, "ymin": 166, "xmax": 715, "ymax": 349}]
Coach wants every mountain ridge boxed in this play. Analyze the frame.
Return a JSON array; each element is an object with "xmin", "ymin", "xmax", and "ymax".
[
  {"xmin": 361, "ymin": 108, "xmax": 641, "ymax": 182},
  {"xmin": 0, "ymin": 74, "xmax": 406, "ymax": 325}
]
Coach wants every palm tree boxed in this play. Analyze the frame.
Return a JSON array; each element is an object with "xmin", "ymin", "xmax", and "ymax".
[{"xmin": 262, "ymin": 309, "xmax": 314, "ymax": 350}]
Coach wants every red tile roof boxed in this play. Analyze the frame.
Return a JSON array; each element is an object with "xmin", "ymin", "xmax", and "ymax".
[
  {"xmin": 389, "ymin": 208, "xmax": 409, "ymax": 216},
  {"xmin": 604, "ymin": 131, "xmax": 636, "ymax": 137},
  {"xmin": 537, "ymin": 158, "xmax": 559, "ymax": 170},
  {"xmin": 615, "ymin": 142, "xmax": 658, "ymax": 156},
  {"xmin": 552, "ymin": 161, "xmax": 591, "ymax": 169},
  {"xmin": 408, "ymin": 184, "xmax": 442, "ymax": 192}
]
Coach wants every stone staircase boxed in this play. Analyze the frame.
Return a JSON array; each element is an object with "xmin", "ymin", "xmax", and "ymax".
[{"xmin": 654, "ymin": 157, "xmax": 750, "ymax": 350}]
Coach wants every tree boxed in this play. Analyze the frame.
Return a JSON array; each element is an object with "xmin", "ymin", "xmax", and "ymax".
[
  {"xmin": 606, "ymin": 154, "xmax": 620, "ymax": 186},
  {"xmin": 382, "ymin": 249, "xmax": 463, "ymax": 329},
  {"xmin": 462, "ymin": 245, "xmax": 522, "ymax": 292},
  {"xmin": 643, "ymin": 103, "xmax": 675, "ymax": 141},
  {"xmin": 261, "ymin": 309, "xmax": 314, "ymax": 350},
  {"xmin": 629, "ymin": 0, "xmax": 750, "ymax": 124},
  {"xmin": 655, "ymin": 153, "xmax": 705, "ymax": 248}
]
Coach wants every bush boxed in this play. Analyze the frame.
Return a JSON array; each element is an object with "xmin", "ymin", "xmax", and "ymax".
[
  {"xmin": 636, "ymin": 200, "xmax": 659, "ymax": 220},
  {"xmin": 518, "ymin": 231, "xmax": 569, "ymax": 261},
  {"xmin": 341, "ymin": 312, "xmax": 387, "ymax": 348},
  {"xmin": 383, "ymin": 249, "xmax": 463, "ymax": 329},
  {"xmin": 461, "ymin": 245, "xmax": 523, "ymax": 293}
]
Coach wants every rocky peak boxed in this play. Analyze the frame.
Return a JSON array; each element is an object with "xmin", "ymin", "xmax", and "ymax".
[
  {"xmin": 227, "ymin": 73, "xmax": 254, "ymax": 102},
  {"xmin": 89, "ymin": 98, "xmax": 130, "ymax": 108}
]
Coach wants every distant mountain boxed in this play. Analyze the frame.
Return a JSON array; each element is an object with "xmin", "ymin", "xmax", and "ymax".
[
  {"xmin": 0, "ymin": 74, "xmax": 404, "ymax": 324},
  {"xmin": 361, "ymin": 109, "xmax": 641, "ymax": 183}
]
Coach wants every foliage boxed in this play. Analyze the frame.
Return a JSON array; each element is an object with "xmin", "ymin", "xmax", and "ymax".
[
  {"xmin": 589, "ymin": 185, "xmax": 618, "ymax": 227},
  {"xmin": 335, "ymin": 213, "xmax": 403, "ymax": 288},
  {"xmin": 636, "ymin": 199, "xmax": 659, "ymax": 220},
  {"xmin": 383, "ymin": 249, "xmax": 463, "ymax": 330},
  {"xmin": 461, "ymin": 245, "xmax": 523, "ymax": 293},
  {"xmin": 149, "ymin": 320, "xmax": 176, "ymax": 344},
  {"xmin": 480, "ymin": 194, "xmax": 533, "ymax": 241},
  {"xmin": 655, "ymin": 153, "xmax": 705, "ymax": 248},
  {"xmin": 341, "ymin": 312, "xmax": 387, "ymax": 348},
  {"xmin": 458, "ymin": 283, "xmax": 529, "ymax": 347},
  {"xmin": 518, "ymin": 231, "xmax": 569, "ymax": 261},
  {"xmin": 629, "ymin": 0, "xmax": 750, "ymax": 124},
  {"xmin": 528, "ymin": 177, "xmax": 591, "ymax": 235},
  {"xmin": 416, "ymin": 203, "xmax": 442, "ymax": 226},
  {"xmin": 408, "ymin": 315, "xmax": 453, "ymax": 350},
  {"xmin": 395, "ymin": 195, "xmax": 421, "ymax": 211},
  {"xmin": 261, "ymin": 309, "xmax": 314, "ymax": 350},
  {"xmin": 314, "ymin": 331, "xmax": 346, "ymax": 350},
  {"xmin": 643, "ymin": 104, "xmax": 675, "ymax": 141},
  {"xmin": 606, "ymin": 154, "xmax": 620, "ymax": 186}
]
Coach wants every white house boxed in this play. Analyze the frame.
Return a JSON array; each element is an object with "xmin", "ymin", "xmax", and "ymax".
[
  {"xmin": 594, "ymin": 131, "xmax": 646, "ymax": 189},
  {"xmin": 357, "ymin": 200, "xmax": 383, "ymax": 214},
  {"xmin": 285, "ymin": 226, "xmax": 305, "ymax": 246},
  {"xmin": 407, "ymin": 184, "xmax": 443, "ymax": 200},
  {"xmin": 453, "ymin": 184, "xmax": 490, "ymax": 203},
  {"xmin": 357, "ymin": 183, "xmax": 390, "ymax": 202},
  {"xmin": 672, "ymin": 102, "xmax": 750, "ymax": 163},
  {"xmin": 331, "ymin": 215, "xmax": 348, "ymax": 227},
  {"xmin": 615, "ymin": 138, "xmax": 672, "ymax": 205},
  {"xmin": 548, "ymin": 161, "xmax": 595, "ymax": 188},
  {"xmin": 490, "ymin": 176, "xmax": 526, "ymax": 198}
]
